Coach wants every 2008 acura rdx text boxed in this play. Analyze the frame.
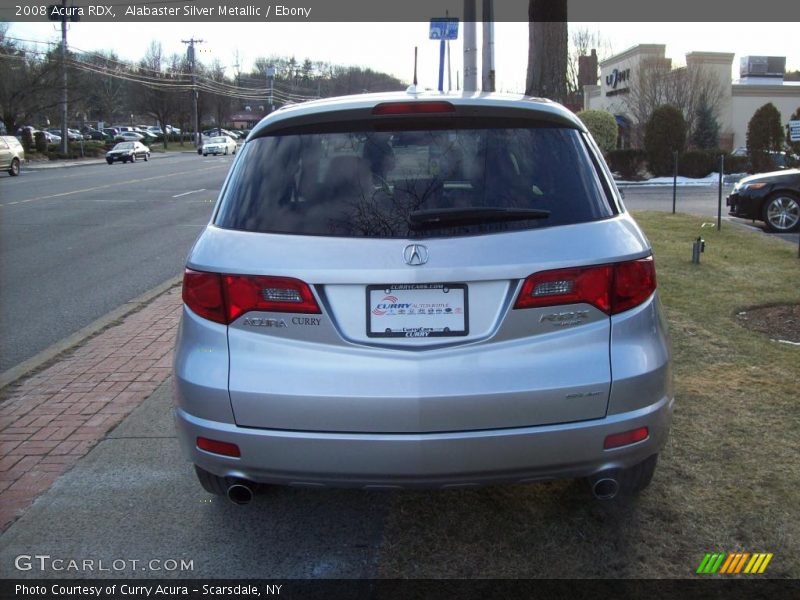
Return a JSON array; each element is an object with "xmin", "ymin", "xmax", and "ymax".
[{"xmin": 172, "ymin": 91, "xmax": 673, "ymax": 504}]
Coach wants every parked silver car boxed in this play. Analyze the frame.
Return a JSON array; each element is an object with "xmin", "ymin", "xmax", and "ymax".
[{"xmin": 174, "ymin": 92, "xmax": 673, "ymax": 504}]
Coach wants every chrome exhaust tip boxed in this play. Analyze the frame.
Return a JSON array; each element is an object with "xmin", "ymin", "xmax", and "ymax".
[
  {"xmin": 226, "ymin": 482, "xmax": 254, "ymax": 505},
  {"xmin": 591, "ymin": 477, "xmax": 620, "ymax": 500}
]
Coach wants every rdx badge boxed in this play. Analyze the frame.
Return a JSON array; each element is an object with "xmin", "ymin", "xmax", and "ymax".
[{"xmin": 539, "ymin": 310, "xmax": 590, "ymax": 326}]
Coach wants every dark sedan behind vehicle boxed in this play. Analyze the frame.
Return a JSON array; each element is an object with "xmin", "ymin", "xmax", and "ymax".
[
  {"xmin": 106, "ymin": 141, "xmax": 150, "ymax": 164},
  {"xmin": 727, "ymin": 169, "xmax": 800, "ymax": 233}
]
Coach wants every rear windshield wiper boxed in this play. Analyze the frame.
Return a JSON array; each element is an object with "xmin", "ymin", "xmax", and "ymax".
[{"xmin": 408, "ymin": 206, "xmax": 550, "ymax": 229}]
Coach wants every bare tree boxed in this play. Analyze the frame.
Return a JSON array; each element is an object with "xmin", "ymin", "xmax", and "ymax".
[
  {"xmin": 0, "ymin": 31, "xmax": 60, "ymax": 133},
  {"xmin": 525, "ymin": 0, "xmax": 568, "ymax": 103},
  {"xmin": 620, "ymin": 57, "xmax": 723, "ymax": 147},
  {"xmin": 567, "ymin": 28, "xmax": 612, "ymax": 97},
  {"xmin": 134, "ymin": 42, "xmax": 185, "ymax": 148}
]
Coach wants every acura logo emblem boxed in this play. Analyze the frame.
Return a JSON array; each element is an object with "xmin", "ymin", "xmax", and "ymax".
[{"xmin": 403, "ymin": 244, "xmax": 429, "ymax": 266}]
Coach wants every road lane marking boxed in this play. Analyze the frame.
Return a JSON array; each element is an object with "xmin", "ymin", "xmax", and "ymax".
[
  {"xmin": 172, "ymin": 189, "xmax": 206, "ymax": 198},
  {"xmin": 0, "ymin": 165, "xmax": 227, "ymax": 207}
]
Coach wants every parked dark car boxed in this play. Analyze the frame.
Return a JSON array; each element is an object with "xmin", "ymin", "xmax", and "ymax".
[
  {"xmin": 727, "ymin": 169, "xmax": 800, "ymax": 233},
  {"xmin": 82, "ymin": 128, "xmax": 107, "ymax": 141},
  {"xmin": 106, "ymin": 141, "xmax": 150, "ymax": 164}
]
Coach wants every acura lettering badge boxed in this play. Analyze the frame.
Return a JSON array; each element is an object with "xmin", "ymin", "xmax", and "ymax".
[{"xmin": 403, "ymin": 244, "xmax": 429, "ymax": 266}]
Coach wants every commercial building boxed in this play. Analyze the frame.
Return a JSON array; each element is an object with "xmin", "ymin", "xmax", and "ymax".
[{"xmin": 583, "ymin": 44, "xmax": 800, "ymax": 150}]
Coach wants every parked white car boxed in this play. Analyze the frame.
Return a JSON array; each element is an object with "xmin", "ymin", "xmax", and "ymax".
[
  {"xmin": 115, "ymin": 131, "xmax": 145, "ymax": 142},
  {"xmin": 202, "ymin": 135, "xmax": 237, "ymax": 156}
]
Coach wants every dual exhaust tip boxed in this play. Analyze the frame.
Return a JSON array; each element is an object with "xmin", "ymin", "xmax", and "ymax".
[
  {"xmin": 226, "ymin": 481, "xmax": 254, "ymax": 505},
  {"xmin": 591, "ymin": 476, "xmax": 620, "ymax": 500}
]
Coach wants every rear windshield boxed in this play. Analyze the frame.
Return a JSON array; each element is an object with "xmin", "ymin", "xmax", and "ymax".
[{"xmin": 215, "ymin": 124, "xmax": 613, "ymax": 238}]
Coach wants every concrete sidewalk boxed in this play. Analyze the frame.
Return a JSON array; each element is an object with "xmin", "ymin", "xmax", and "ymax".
[{"xmin": 0, "ymin": 286, "xmax": 182, "ymax": 531}]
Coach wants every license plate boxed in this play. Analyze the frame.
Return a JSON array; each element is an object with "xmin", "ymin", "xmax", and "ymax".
[{"xmin": 366, "ymin": 284, "xmax": 468, "ymax": 338}]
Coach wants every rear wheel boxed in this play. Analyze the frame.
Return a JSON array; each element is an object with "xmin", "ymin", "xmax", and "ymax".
[
  {"xmin": 144, "ymin": 153, "xmax": 149, "ymax": 162},
  {"xmin": 106, "ymin": 158, "xmax": 113, "ymax": 165},
  {"xmin": 130, "ymin": 153, "xmax": 136, "ymax": 163},
  {"xmin": 763, "ymin": 192, "xmax": 800, "ymax": 232},
  {"xmin": 224, "ymin": 148, "xmax": 228, "ymax": 155},
  {"xmin": 9, "ymin": 158, "xmax": 20, "ymax": 176}
]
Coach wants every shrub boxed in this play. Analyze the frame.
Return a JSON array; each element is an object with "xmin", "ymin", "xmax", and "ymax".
[
  {"xmin": 605, "ymin": 149, "xmax": 647, "ymax": 180},
  {"xmin": 34, "ymin": 131, "xmax": 48, "ymax": 153},
  {"xmin": 576, "ymin": 109, "xmax": 618, "ymax": 153},
  {"xmin": 746, "ymin": 103, "xmax": 784, "ymax": 173},
  {"xmin": 678, "ymin": 150, "xmax": 719, "ymax": 179},
  {"xmin": 722, "ymin": 154, "xmax": 749, "ymax": 174},
  {"xmin": 644, "ymin": 105, "xmax": 687, "ymax": 177},
  {"xmin": 21, "ymin": 128, "xmax": 34, "ymax": 153}
]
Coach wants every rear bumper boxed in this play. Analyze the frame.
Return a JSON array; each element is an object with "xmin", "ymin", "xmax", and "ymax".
[{"xmin": 175, "ymin": 394, "xmax": 673, "ymax": 489}]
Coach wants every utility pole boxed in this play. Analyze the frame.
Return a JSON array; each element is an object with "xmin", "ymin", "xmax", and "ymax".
[
  {"xmin": 48, "ymin": 2, "xmax": 78, "ymax": 153},
  {"xmin": 60, "ymin": 0, "xmax": 68, "ymax": 153},
  {"xmin": 463, "ymin": 0, "xmax": 478, "ymax": 92},
  {"xmin": 266, "ymin": 65, "xmax": 275, "ymax": 111},
  {"xmin": 181, "ymin": 37, "xmax": 204, "ymax": 147},
  {"xmin": 481, "ymin": 0, "xmax": 495, "ymax": 92}
]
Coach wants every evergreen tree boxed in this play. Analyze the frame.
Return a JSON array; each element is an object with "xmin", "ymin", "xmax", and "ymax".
[
  {"xmin": 691, "ymin": 96, "xmax": 719, "ymax": 150},
  {"xmin": 746, "ymin": 103, "xmax": 784, "ymax": 173}
]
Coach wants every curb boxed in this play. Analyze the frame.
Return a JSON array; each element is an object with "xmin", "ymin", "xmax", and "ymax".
[
  {"xmin": 0, "ymin": 275, "xmax": 182, "ymax": 392},
  {"xmin": 23, "ymin": 152, "xmax": 182, "ymax": 171}
]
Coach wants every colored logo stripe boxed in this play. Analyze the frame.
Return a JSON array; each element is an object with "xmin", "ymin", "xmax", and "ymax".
[{"xmin": 698, "ymin": 552, "xmax": 773, "ymax": 574}]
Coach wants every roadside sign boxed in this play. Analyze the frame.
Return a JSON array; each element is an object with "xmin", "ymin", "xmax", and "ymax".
[
  {"xmin": 789, "ymin": 120, "xmax": 800, "ymax": 142},
  {"xmin": 429, "ymin": 18, "xmax": 459, "ymax": 40}
]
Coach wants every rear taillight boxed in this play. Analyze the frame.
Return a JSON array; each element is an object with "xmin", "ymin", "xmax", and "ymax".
[
  {"xmin": 514, "ymin": 257, "xmax": 656, "ymax": 315},
  {"xmin": 223, "ymin": 274, "xmax": 321, "ymax": 321},
  {"xmin": 183, "ymin": 269, "xmax": 226, "ymax": 324},
  {"xmin": 182, "ymin": 269, "xmax": 320, "ymax": 324}
]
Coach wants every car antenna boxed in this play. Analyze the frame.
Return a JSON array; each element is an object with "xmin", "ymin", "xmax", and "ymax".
[{"xmin": 407, "ymin": 46, "xmax": 419, "ymax": 95}]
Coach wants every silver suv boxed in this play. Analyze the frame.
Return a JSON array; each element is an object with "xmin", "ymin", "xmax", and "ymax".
[{"xmin": 173, "ymin": 92, "xmax": 673, "ymax": 503}]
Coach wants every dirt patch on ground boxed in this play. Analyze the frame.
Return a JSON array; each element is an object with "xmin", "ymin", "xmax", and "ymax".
[{"xmin": 736, "ymin": 304, "xmax": 800, "ymax": 343}]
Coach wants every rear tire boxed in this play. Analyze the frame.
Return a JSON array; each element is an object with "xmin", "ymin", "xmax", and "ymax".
[
  {"xmin": 762, "ymin": 192, "xmax": 800, "ymax": 233},
  {"xmin": 194, "ymin": 465, "xmax": 228, "ymax": 496},
  {"xmin": 106, "ymin": 159, "xmax": 113, "ymax": 165},
  {"xmin": 9, "ymin": 158, "xmax": 20, "ymax": 176},
  {"xmin": 144, "ymin": 153, "xmax": 149, "ymax": 162},
  {"xmin": 130, "ymin": 153, "xmax": 136, "ymax": 163}
]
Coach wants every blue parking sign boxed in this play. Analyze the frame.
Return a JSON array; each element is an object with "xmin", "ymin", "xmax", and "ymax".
[{"xmin": 429, "ymin": 18, "xmax": 459, "ymax": 40}]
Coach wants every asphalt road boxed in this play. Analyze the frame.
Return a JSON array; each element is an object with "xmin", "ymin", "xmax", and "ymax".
[
  {"xmin": 0, "ymin": 153, "xmax": 228, "ymax": 373},
  {"xmin": 621, "ymin": 183, "xmax": 800, "ymax": 245}
]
